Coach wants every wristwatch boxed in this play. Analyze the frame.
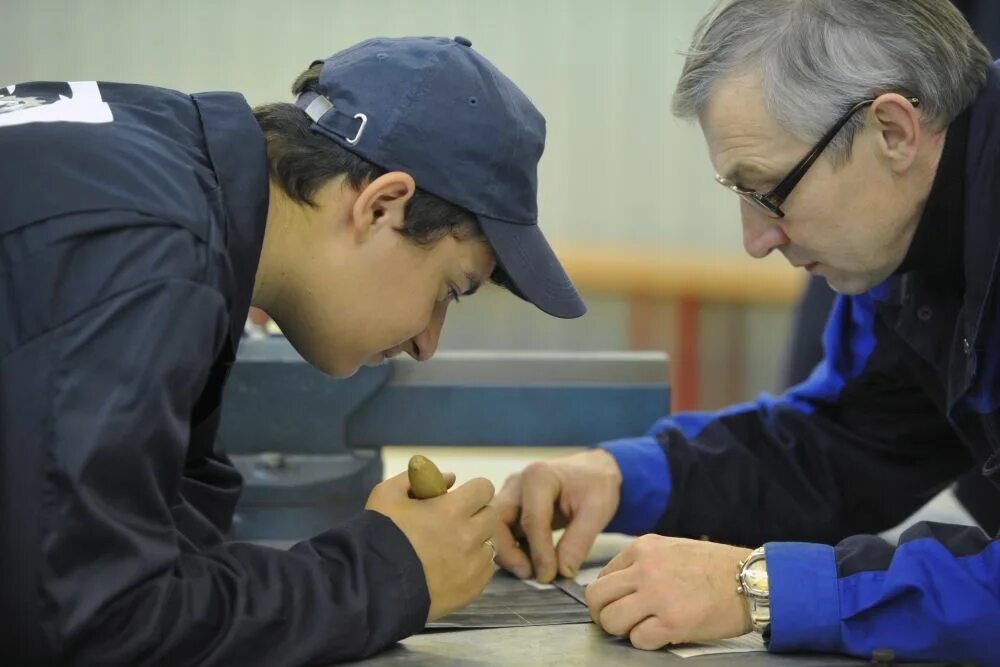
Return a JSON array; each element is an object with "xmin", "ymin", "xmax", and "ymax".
[{"xmin": 737, "ymin": 546, "xmax": 770, "ymax": 634}]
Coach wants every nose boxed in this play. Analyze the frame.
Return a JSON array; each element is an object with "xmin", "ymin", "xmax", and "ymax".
[
  {"xmin": 406, "ymin": 300, "xmax": 449, "ymax": 362},
  {"xmin": 741, "ymin": 202, "xmax": 790, "ymax": 259}
]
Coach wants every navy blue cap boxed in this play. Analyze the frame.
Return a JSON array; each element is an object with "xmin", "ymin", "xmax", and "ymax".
[{"xmin": 295, "ymin": 36, "xmax": 586, "ymax": 319}]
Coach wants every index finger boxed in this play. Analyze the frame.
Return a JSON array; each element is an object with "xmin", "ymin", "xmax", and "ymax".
[
  {"xmin": 518, "ymin": 462, "xmax": 561, "ymax": 583},
  {"xmin": 598, "ymin": 542, "xmax": 636, "ymax": 579},
  {"xmin": 494, "ymin": 518, "xmax": 533, "ymax": 579},
  {"xmin": 585, "ymin": 567, "xmax": 638, "ymax": 624},
  {"xmin": 492, "ymin": 477, "xmax": 534, "ymax": 579}
]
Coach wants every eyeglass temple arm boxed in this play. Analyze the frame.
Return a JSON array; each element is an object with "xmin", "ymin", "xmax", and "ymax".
[
  {"xmin": 765, "ymin": 97, "xmax": 918, "ymax": 205},
  {"xmin": 765, "ymin": 99, "xmax": 875, "ymax": 204}
]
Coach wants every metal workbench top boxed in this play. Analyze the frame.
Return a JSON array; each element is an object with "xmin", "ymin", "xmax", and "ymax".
[{"xmin": 359, "ymin": 621, "xmax": 863, "ymax": 666}]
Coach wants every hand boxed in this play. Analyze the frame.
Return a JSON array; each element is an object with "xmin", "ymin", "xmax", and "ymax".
[
  {"xmin": 492, "ymin": 450, "xmax": 622, "ymax": 583},
  {"xmin": 585, "ymin": 535, "xmax": 753, "ymax": 649},
  {"xmin": 366, "ymin": 470, "xmax": 497, "ymax": 621}
]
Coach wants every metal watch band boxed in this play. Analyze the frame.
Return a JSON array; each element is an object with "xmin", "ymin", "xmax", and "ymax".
[{"xmin": 737, "ymin": 546, "xmax": 771, "ymax": 634}]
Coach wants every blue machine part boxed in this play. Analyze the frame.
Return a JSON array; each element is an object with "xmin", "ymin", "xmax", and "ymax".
[{"xmin": 219, "ymin": 339, "xmax": 669, "ymax": 539}]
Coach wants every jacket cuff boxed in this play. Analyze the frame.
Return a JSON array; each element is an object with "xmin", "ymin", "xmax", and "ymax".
[
  {"xmin": 599, "ymin": 436, "xmax": 670, "ymax": 534},
  {"xmin": 357, "ymin": 510, "xmax": 430, "ymax": 638},
  {"xmin": 765, "ymin": 542, "xmax": 841, "ymax": 654}
]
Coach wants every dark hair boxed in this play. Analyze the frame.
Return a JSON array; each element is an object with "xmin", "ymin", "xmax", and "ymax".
[{"xmin": 253, "ymin": 63, "xmax": 482, "ymax": 247}]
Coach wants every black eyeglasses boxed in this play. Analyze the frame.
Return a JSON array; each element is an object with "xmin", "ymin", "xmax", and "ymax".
[{"xmin": 715, "ymin": 96, "xmax": 920, "ymax": 218}]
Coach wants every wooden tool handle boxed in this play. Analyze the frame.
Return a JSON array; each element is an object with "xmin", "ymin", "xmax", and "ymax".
[{"xmin": 408, "ymin": 454, "xmax": 448, "ymax": 499}]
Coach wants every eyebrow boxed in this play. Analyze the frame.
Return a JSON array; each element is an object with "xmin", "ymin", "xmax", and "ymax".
[{"xmin": 726, "ymin": 163, "xmax": 773, "ymax": 186}]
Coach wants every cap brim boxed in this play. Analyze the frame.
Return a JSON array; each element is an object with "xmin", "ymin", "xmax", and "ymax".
[{"xmin": 478, "ymin": 216, "xmax": 587, "ymax": 319}]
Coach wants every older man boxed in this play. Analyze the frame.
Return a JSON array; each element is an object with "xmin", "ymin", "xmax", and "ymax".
[{"xmin": 494, "ymin": 1, "xmax": 1000, "ymax": 662}]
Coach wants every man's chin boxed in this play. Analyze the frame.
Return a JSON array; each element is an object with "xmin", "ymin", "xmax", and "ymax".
[
  {"xmin": 823, "ymin": 272, "xmax": 876, "ymax": 296},
  {"xmin": 317, "ymin": 361, "xmax": 361, "ymax": 379}
]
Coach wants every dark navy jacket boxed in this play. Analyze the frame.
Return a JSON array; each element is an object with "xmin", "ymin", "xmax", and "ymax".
[
  {"xmin": 602, "ymin": 67, "xmax": 1000, "ymax": 663},
  {"xmin": 0, "ymin": 81, "xmax": 428, "ymax": 664}
]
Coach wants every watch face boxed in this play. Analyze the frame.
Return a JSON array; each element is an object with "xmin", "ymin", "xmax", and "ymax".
[{"xmin": 743, "ymin": 559, "xmax": 769, "ymax": 595}]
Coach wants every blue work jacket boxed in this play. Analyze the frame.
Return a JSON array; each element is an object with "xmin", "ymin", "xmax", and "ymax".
[{"xmin": 603, "ymin": 66, "xmax": 1000, "ymax": 664}]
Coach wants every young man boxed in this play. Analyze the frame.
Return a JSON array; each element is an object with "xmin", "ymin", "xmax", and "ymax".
[
  {"xmin": 0, "ymin": 37, "xmax": 585, "ymax": 664},
  {"xmin": 494, "ymin": 1, "xmax": 1000, "ymax": 663}
]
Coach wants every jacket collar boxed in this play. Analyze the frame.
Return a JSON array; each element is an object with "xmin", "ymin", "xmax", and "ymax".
[
  {"xmin": 962, "ymin": 62, "xmax": 1000, "ymax": 351},
  {"xmin": 191, "ymin": 91, "xmax": 269, "ymax": 348}
]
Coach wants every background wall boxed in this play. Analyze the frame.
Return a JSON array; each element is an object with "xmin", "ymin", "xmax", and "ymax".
[
  {"xmin": 0, "ymin": 0, "xmax": 800, "ymax": 406},
  {"xmin": 0, "ymin": 0, "xmax": 731, "ymax": 248}
]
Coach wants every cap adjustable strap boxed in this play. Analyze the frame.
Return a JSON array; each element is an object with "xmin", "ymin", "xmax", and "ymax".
[{"xmin": 295, "ymin": 92, "xmax": 368, "ymax": 145}]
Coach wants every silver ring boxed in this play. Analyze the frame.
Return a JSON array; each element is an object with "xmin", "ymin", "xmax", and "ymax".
[{"xmin": 485, "ymin": 538, "xmax": 496, "ymax": 561}]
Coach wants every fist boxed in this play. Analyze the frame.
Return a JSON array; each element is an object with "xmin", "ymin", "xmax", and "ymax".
[{"xmin": 585, "ymin": 535, "xmax": 753, "ymax": 649}]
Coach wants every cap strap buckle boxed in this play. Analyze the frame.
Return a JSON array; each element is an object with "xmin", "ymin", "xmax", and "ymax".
[{"xmin": 345, "ymin": 113, "xmax": 367, "ymax": 145}]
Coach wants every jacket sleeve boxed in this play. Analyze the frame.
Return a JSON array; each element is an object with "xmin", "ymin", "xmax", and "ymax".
[
  {"xmin": 2, "ymin": 225, "xmax": 429, "ymax": 665},
  {"xmin": 766, "ymin": 523, "xmax": 1000, "ymax": 664},
  {"xmin": 596, "ymin": 287, "xmax": 999, "ymax": 660},
  {"xmin": 601, "ymin": 286, "xmax": 974, "ymax": 546}
]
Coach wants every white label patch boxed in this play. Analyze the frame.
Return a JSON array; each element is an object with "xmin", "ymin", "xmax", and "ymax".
[{"xmin": 0, "ymin": 81, "xmax": 113, "ymax": 127}]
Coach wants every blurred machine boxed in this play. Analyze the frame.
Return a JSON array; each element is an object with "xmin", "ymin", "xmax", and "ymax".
[{"xmin": 219, "ymin": 339, "xmax": 670, "ymax": 539}]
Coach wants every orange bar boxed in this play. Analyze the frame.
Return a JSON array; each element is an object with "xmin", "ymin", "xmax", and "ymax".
[
  {"xmin": 675, "ymin": 296, "xmax": 700, "ymax": 411},
  {"xmin": 558, "ymin": 247, "xmax": 805, "ymax": 306}
]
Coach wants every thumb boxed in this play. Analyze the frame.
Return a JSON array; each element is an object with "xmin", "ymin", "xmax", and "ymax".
[{"xmin": 554, "ymin": 503, "xmax": 607, "ymax": 578}]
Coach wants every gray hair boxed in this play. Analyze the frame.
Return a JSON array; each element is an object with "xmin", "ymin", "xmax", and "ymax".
[{"xmin": 673, "ymin": 0, "xmax": 994, "ymax": 160}]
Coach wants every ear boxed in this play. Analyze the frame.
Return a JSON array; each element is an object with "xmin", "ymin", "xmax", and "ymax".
[
  {"xmin": 870, "ymin": 93, "xmax": 922, "ymax": 174},
  {"xmin": 350, "ymin": 171, "xmax": 416, "ymax": 239}
]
